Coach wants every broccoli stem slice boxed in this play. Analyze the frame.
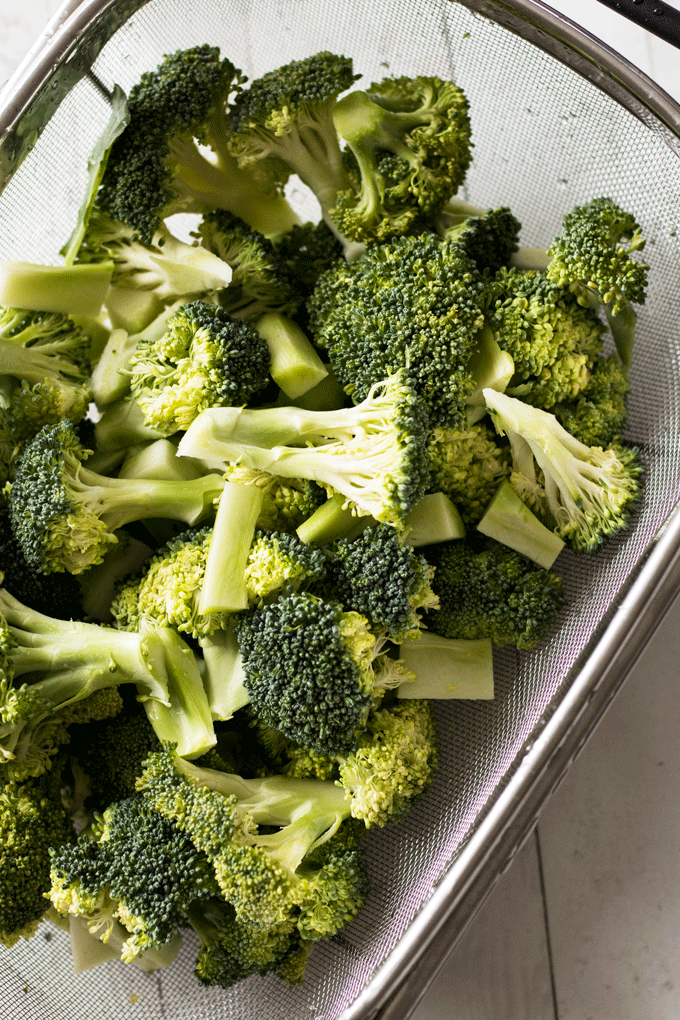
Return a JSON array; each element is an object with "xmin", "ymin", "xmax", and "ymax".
[
  {"xmin": 477, "ymin": 480, "xmax": 565, "ymax": 569},
  {"xmin": 397, "ymin": 632, "xmax": 494, "ymax": 699},
  {"xmin": 199, "ymin": 626, "xmax": 250, "ymax": 721},
  {"xmin": 198, "ymin": 481, "xmax": 264, "ymax": 615},
  {"xmin": 254, "ymin": 313, "xmax": 328, "ymax": 399},
  {"xmin": 465, "ymin": 323, "xmax": 515, "ymax": 424},
  {"xmin": 296, "ymin": 493, "xmax": 372, "ymax": 545},
  {"xmin": 404, "ymin": 493, "xmax": 466, "ymax": 547},
  {"xmin": 67, "ymin": 913, "xmax": 182, "ymax": 974},
  {"xmin": 0, "ymin": 262, "xmax": 113, "ymax": 318},
  {"xmin": 93, "ymin": 395, "xmax": 169, "ymax": 452}
]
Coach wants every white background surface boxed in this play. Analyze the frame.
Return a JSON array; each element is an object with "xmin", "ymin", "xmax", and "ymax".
[{"xmin": 1, "ymin": 3, "xmax": 680, "ymax": 1019}]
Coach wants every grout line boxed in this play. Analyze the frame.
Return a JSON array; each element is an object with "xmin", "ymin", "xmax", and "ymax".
[{"xmin": 535, "ymin": 825, "xmax": 560, "ymax": 1020}]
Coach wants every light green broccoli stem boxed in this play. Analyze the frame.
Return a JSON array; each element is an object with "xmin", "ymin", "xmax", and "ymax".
[
  {"xmin": 477, "ymin": 479, "xmax": 565, "ymax": 568},
  {"xmin": 118, "ymin": 438, "xmax": 206, "ymax": 483},
  {"xmin": 199, "ymin": 626, "xmax": 250, "ymax": 722},
  {"xmin": 67, "ymin": 913, "xmax": 182, "ymax": 974},
  {"xmin": 398, "ymin": 632, "xmax": 494, "ymax": 699},
  {"xmin": 296, "ymin": 492, "xmax": 372, "ymax": 545},
  {"xmin": 0, "ymin": 342, "xmax": 85, "ymax": 391},
  {"xmin": 93, "ymin": 395, "xmax": 169, "ymax": 452},
  {"xmin": 255, "ymin": 312, "xmax": 328, "ymax": 399},
  {"xmin": 104, "ymin": 287, "xmax": 162, "ymax": 335},
  {"xmin": 198, "ymin": 481, "xmax": 264, "ymax": 615},
  {"xmin": 277, "ymin": 367, "xmax": 347, "ymax": 412},
  {"xmin": 403, "ymin": 493, "xmax": 465, "ymax": 547},
  {"xmin": 465, "ymin": 323, "xmax": 515, "ymax": 424},
  {"xmin": 0, "ymin": 262, "xmax": 113, "ymax": 317}
]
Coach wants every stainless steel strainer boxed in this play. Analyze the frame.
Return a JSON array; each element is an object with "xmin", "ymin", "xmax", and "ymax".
[{"xmin": 1, "ymin": 2, "xmax": 680, "ymax": 1018}]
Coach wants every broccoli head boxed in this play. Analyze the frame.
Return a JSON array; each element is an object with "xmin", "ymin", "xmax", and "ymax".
[
  {"xmin": 434, "ymin": 204, "xmax": 521, "ymax": 274},
  {"xmin": 427, "ymin": 421, "xmax": 511, "ymax": 526},
  {"xmin": 552, "ymin": 352, "xmax": 630, "ymax": 449}
]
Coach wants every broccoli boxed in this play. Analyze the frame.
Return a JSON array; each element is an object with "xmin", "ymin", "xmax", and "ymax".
[
  {"xmin": 427, "ymin": 421, "xmax": 511, "ymax": 527},
  {"xmin": 48, "ymin": 795, "xmax": 216, "ymax": 962},
  {"xmin": 307, "ymin": 233, "xmax": 486, "ymax": 427},
  {"xmin": 196, "ymin": 209, "xmax": 301, "ymax": 321},
  {"xmin": 234, "ymin": 591, "xmax": 410, "ymax": 757},
  {"xmin": 319, "ymin": 524, "xmax": 438, "ymax": 642},
  {"xmin": 97, "ymin": 45, "xmax": 297, "ymax": 244},
  {"xmin": 552, "ymin": 352, "xmax": 630, "ymax": 449},
  {"xmin": 330, "ymin": 76, "xmax": 472, "ymax": 243},
  {"xmin": 433, "ymin": 202, "xmax": 521, "ymax": 274},
  {"xmin": 487, "ymin": 268, "xmax": 605, "ymax": 409},
  {"xmin": 222, "ymin": 464, "xmax": 327, "ymax": 533},
  {"xmin": 177, "ymin": 372, "xmax": 431, "ymax": 527},
  {"xmin": 272, "ymin": 220, "xmax": 343, "ymax": 297},
  {"xmin": 9, "ymin": 420, "xmax": 225, "ymax": 575},
  {"xmin": 424, "ymin": 539, "xmax": 564, "ymax": 648},
  {"xmin": 0, "ymin": 762, "xmax": 75, "ymax": 947},
  {"xmin": 245, "ymin": 529, "xmax": 327, "ymax": 601},
  {"xmin": 225, "ymin": 52, "xmax": 358, "ymax": 232},
  {"xmin": 0, "ymin": 261, "xmax": 112, "ymax": 319},
  {"xmin": 0, "ymin": 306, "xmax": 91, "ymax": 426},
  {"xmin": 136, "ymin": 743, "xmax": 365, "ymax": 940},
  {"xmin": 483, "ymin": 388, "xmax": 642, "ymax": 552}
]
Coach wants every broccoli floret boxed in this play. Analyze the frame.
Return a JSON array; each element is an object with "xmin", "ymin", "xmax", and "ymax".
[
  {"xmin": 488, "ymin": 268, "xmax": 605, "ymax": 409},
  {"xmin": 234, "ymin": 591, "xmax": 408, "ymax": 756},
  {"xmin": 223, "ymin": 464, "xmax": 327, "ymax": 533},
  {"xmin": 0, "ymin": 306, "xmax": 91, "ymax": 427},
  {"xmin": 197, "ymin": 209, "xmax": 301, "ymax": 321},
  {"xmin": 129, "ymin": 299, "xmax": 271, "ymax": 434},
  {"xmin": 331, "ymin": 76, "xmax": 472, "ymax": 242},
  {"xmin": 272, "ymin": 220, "xmax": 343, "ymax": 297},
  {"xmin": 48, "ymin": 795, "xmax": 216, "ymax": 962},
  {"xmin": 433, "ymin": 203, "xmax": 521, "ymax": 274},
  {"xmin": 9, "ymin": 420, "xmax": 224, "ymax": 575},
  {"xmin": 319, "ymin": 524, "xmax": 438, "ymax": 642},
  {"xmin": 245, "ymin": 529, "xmax": 327, "ymax": 601},
  {"xmin": 136, "ymin": 743, "xmax": 364, "ymax": 941},
  {"xmin": 552, "ymin": 353, "xmax": 630, "ymax": 449},
  {"xmin": 0, "ymin": 762, "xmax": 75, "ymax": 947},
  {"xmin": 77, "ymin": 209, "xmax": 233, "ymax": 304},
  {"xmin": 424, "ymin": 539, "xmax": 564, "ymax": 648},
  {"xmin": 177, "ymin": 372, "xmax": 430, "ymax": 527},
  {"xmin": 307, "ymin": 234, "xmax": 486, "ymax": 427},
  {"xmin": 226, "ymin": 52, "xmax": 358, "ymax": 231},
  {"xmin": 97, "ymin": 45, "xmax": 297, "ymax": 243},
  {"xmin": 427, "ymin": 422, "xmax": 511, "ymax": 526},
  {"xmin": 484, "ymin": 388, "xmax": 642, "ymax": 552}
]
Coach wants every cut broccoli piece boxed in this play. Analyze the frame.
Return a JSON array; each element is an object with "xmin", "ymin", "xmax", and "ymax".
[
  {"xmin": 552, "ymin": 352, "xmax": 630, "ymax": 449},
  {"xmin": 397, "ymin": 633, "xmax": 494, "ymax": 699},
  {"xmin": 477, "ymin": 479, "xmax": 565, "ymax": 569},
  {"xmin": 433, "ymin": 203, "xmax": 521, "ymax": 274},
  {"xmin": 254, "ymin": 312, "xmax": 328, "ymax": 399},
  {"xmin": 484, "ymin": 388, "xmax": 642, "ymax": 552},
  {"xmin": 0, "ymin": 262, "xmax": 112, "ymax": 318},
  {"xmin": 177, "ymin": 372, "xmax": 431, "ymax": 527},
  {"xmin": 129, "ymin": 299, "xmax": 271, "ymax": 434},
  {"xmin": 244, "ymin": 529, "xmax": 327, "ymax": 601},
  {"xmin": 428, "ymin": 421, "xmax": 511, "ymax": 526},
  {"xmin": 272, "ymin": 220, "xmax": 343, "ymax": 297},
  {"xmin": 331, "ymin": 76, "xmax": 472, "ymax": 242},
  {"xmin": 307, "ymin": 233, "xmax": 486, "ymax": 427},
  {"xmin": 9, "ymin": 420, "xmax": 224, "ymax": 575},
  {"xmin": 222, "ymin": 464, "xmax": 327, "ymax": 533},
  {"xmin": 97, "ymin": 45, "xmax": 297, "ymax": 243},
  {"xmin": 424, "ymin": 538, "xmax": 564, "ymax": 648}
]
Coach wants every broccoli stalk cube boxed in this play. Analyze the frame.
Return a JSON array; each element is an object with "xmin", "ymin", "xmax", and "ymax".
[
  {"xmin": 199, "ymin": 481, "xmax": 264, "ymax": 615},
  {"xmin": 403, "ymin": 492, "xmax": 465, "ymax": 547},
  {"xmin": 397, "ymin": 632, "xmax": 494, "ymax": 700},
  {"xmin": 254, "ymin": 312, "xmax": 328, "ymax": 399},
  {"xmin": 0, "ymin": 262, "xmax": 113, "ymax": 318},
  {"xmin": 477, "ymin": 479, "xmax": 565, "ymax": 569},
  {"xmin": 199, "ymin": 626, "xmax": 251, "ymax": 722}
]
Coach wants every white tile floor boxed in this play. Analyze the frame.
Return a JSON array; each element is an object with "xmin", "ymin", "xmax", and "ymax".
[{"xmin": 1, "ymin": 3, "xmax": 680, "ymax": 1019}]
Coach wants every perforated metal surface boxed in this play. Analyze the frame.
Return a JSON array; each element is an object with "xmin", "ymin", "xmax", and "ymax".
[{"xmin": 0, "ymin": 1, "xmax": 679, "ymax": 1018}]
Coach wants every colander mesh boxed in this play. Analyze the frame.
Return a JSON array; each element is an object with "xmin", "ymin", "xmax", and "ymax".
[{"xmin": 0, "ymin": 0, "xmax": 679, "ymax": 1017}]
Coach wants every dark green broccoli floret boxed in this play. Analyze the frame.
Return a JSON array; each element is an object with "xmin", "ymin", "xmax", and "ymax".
[
  {"xmin": 427, "ymin": 422, "xmax": 511, "ymax": 526},
  {"xmin": 98, "ymin": 45, "xmax": 297, "ymax": 243},
  {"xmin": 48, "ymin": 795, "xmax": 216, "ymax": 962},
  {"xmin": 129, "ymin": 299, "xmax": 271, "ymax": 434},
  {"xmin": 197, "ymin": 209, "xmax": 301, "ymax": 321},
  {"xmin": 488, "ymin": 267, "xmax": 605, "ymax": 408},
  {"xmin": 484, "ymin": 388, "xmax": 642, "ymax": 552},
  {"xmin": 331, "ymin": 76, "xmax": 472, "ymax": 243},
  {"xmin": 226, "ymin": 52, "xmax": 358, "ymax": 232},
  {"xmin": 177, "ymin": 371, "xmax": 431, "ymax": 527},
  {"xmin": 552, "ymin": 353, "xmax": 630, "ymax": 448},
  {"xmin": 424, "ymin": 539, "xmax": 564, "ymax": 649},
  {"xmin": 0, "ymin": 762, "xmax": 75, "ymax": 947},
  {"xmin": 272, "ymin": 220, "xmax": 343, "ymax": 297},
  {"xmin": 320, "ymin": 524, "xmax": 438, "ymax": 642},
  {"xmin": 307, "ymin": 234, "xmax": 486, "ymax": 427},
  {"xmin": 9, "ymin": 420, "xmax": 224, "ymax": 575},
  {"xmin": 234, "ymin": 591, "xmax": 408, "ymax": 756},
  {"xmin": 435, "ymin": 205, "xmax": 521, "ymax": 275}
]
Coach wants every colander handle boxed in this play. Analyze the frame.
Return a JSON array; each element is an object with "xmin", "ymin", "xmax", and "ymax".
[{"xmin": 594, "ymin": 0, "xmax": 680, "ymax": 48}]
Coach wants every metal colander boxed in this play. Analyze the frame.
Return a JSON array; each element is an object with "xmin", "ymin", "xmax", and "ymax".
[{"xmin": 1, "ymin": 1, "xmax": 680, "ymax": 1018}]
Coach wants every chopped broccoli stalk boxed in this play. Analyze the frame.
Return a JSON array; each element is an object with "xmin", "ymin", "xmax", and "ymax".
[
  {"xmin": 397, "ymin": 632, "xmax": 494, "ymax": 699},
  {"xmin": 93, "ymin": 395, "xmax": 167, "ymax": 452},
  {"xmin": 118, "ymin": 438, "xmax": 205, "ymax": 482},
  {"xmin": 477, "ymin": 479, "xmax": 565, "ymax": 568},
  {"xmin": 424, "ymin": 539, "xmax": 564, "ymax": 649},
  {"xmin": 67, "ymin": 912, "xmax": 182, "ymax": 973},
  {"xmin": 296, "ymin": 493, "xmax": 373, "ymax": 546},
  {"xmin": 223, "ymin": 463, "xmax": 327, "ymax": 533},
  {"xmin": 465, "ymin": 322, "xmax": 515, "ymax": 423},
  {"xmin": 403, "ymin": 492, "xmax": 465, "ymax": 547},
  {"xmin": 331, "ymin": 76, "xmax": 472, "ymax": 242},
  {"xmin": 255, "ymin": 312, "xmax": 328, "ymax": 399},
  {"xmin": 483, "ymin": 388, "xmax": 642, "ymax": 552},
  {"xmin": 199, "ymin": 482, "xmax": 264, "ymax": 615},
  {"xmin": 276, "ymin": 365, "xmax": 347, "ymax": 412},
  {"xmin": 10, "ymin": 420, "xmax": 225, "ymax": 575},
  {"xmin": 177, "ymin": 372, "xmax": 430, "ymax": 526},
  {"xmin": 129, "ymin": 300, "xmax": 271, "ymax": 434},
  {"xmin": 0, "ymin": 262, "xmax": 112, "ymax": 318},
  {"xmin": 98, "ymin": 45, "xmax": 298, "ymax": 244},
  {"xmin": 199, "ymin": 626, "xmax": 251, "ymax": 722},
  {"xmin": 104, "ymin": 287, "xmax": 162, "ymax": 335}
]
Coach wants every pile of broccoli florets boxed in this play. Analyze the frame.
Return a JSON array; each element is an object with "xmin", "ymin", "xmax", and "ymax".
[{"xmin": 0, "ymin": 41, "xmax": 647, "ymax": 993}]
